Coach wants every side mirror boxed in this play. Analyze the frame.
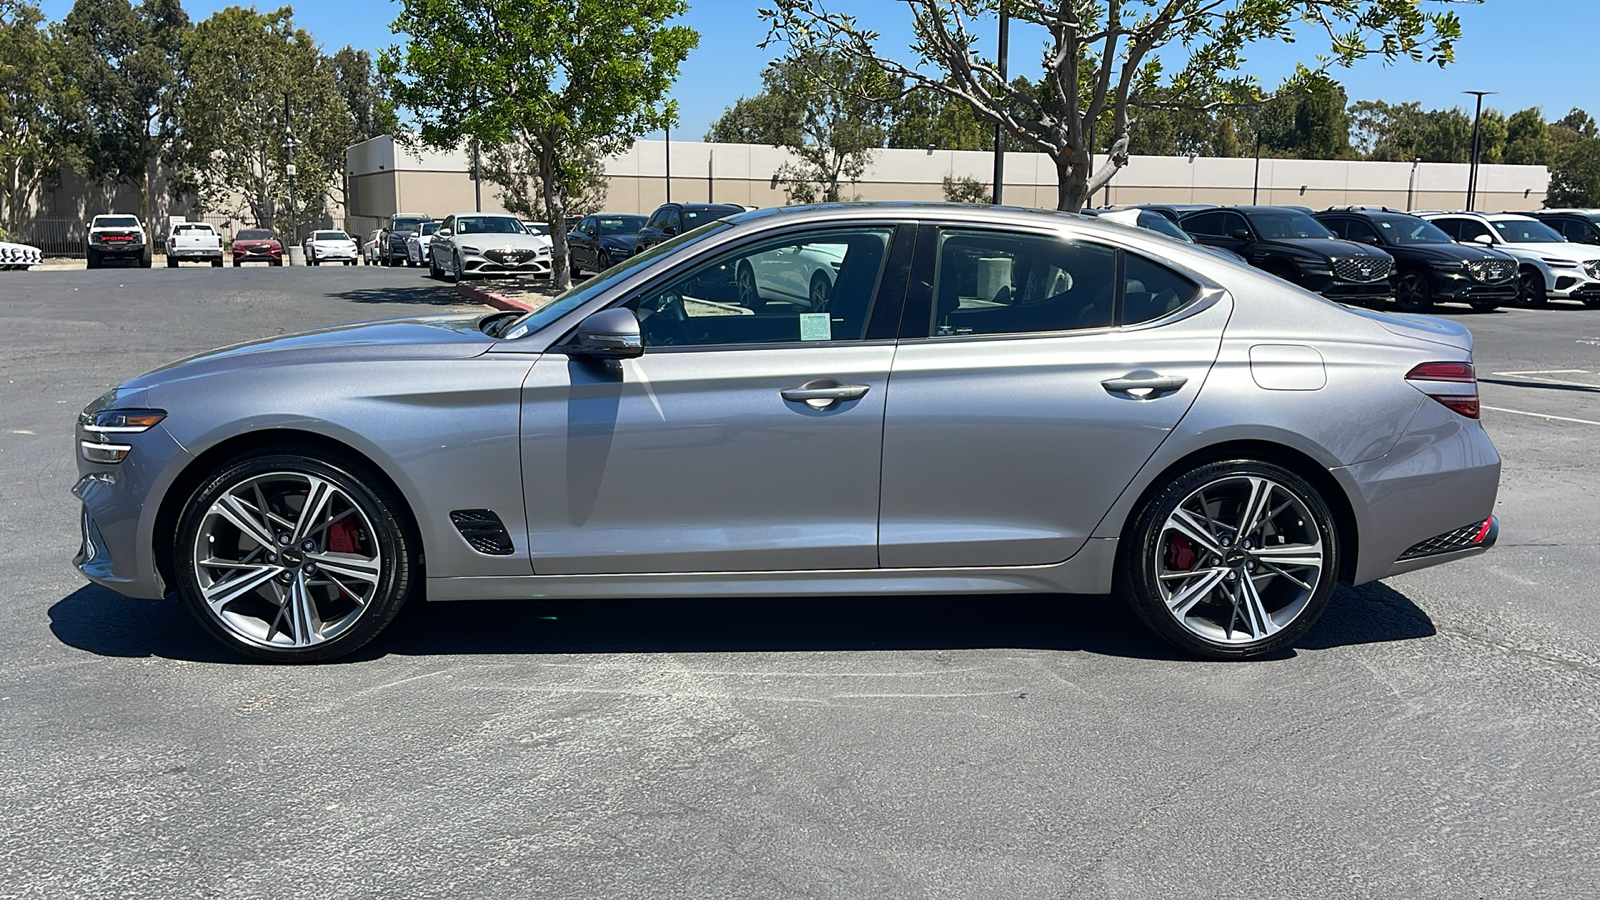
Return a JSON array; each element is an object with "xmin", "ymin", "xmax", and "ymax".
[
  {"xmin": 1471, "ymin": 234, "xmax": 1494, "ymax": 246},
  {"xmin": 565, "ymin": 308, "xmax": 642, "ymax": 359},
  {"xmin": 1229, "ymin": 228, "xmax": 1251, "ymax": 241},
  {"xmin": 1356, "ymin": 234, "xmax": 1380, "ymax": 245}
]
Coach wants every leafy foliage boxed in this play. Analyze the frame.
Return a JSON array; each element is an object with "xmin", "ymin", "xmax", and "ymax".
[
  {"xmin": 174, "ymin": 6, "xmax": 348, "ymax": 236},
  {"xmin": 383, "ymin": 0, "xmax": 697, "ymax": 288},
  {"xmin": 1549, "ymin": 137, "xmax": 1600, "ymax": 208},
  {"xmin": 760, "ymin": 0, "xmax": 1468, "ymax": 211},
  {"xmin": 59, "ymin": 0, "xmax": 188, "ymax": 234},
  {"xmin": 941, "ymin": 173, "xmax": 989, "ymax": 202},
  {"xmin": 0, "ymin": 0, "xmax": 76, "ymax": 233}
]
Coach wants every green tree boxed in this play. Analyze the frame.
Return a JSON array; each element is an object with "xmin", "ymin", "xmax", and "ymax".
[
  {"xmin": 762, "ymin": 0, "xmax": 1466, "ymax": 211},
  {"xmin": 1352, "ymin": 99, "xmax": 1476, "ymax": 163},
  {"xmin": 1549, "ymin": 137, "xmax": 1600, "ymax": 207},
  {"xmin": 0, "ymin": 0, "xmax": 76, "ymax": 234},
  {"xmin": 705, "ymin": 92, "xmax": 797, "ymax": 145},
  {"xmin": 1503, "ymin": 107, "xmax": 1551, "ymax": 166},
  {"xmin": 887, "ymin": 86, "xmax": 993, "ymax": 151},
  {"xmin": 175, "ymin": 6, "xmax": 348, "ymax": 237},
  {"xmin": 1249, "ymin": 77, "xmax": 1353, "ymax": 160},
  {"xmin": 327, "ymin": 46, "xmax": 399, "ymax": 217},
  {"xmin": 59, "ymin": 0, "xmax": 188, "ymax": 236},
  {"xmin": 941, "ymin": 173, "xmax": 989, "ymax": 201},
  {"xmin": 383, "ymin": 0, "xmax": 696, "ymax": 289}
]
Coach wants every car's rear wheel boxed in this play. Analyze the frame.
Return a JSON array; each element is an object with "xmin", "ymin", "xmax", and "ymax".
[
  {"xmin": 166, "ymin": 255, "xmax": 178, "ymax": 268},
  {"xmin": 736, "ymin": 260, "xmax": 759, "ymax": 309},
  {"xmin": 174, "ymin": 452, "xmax": 415, "ymax": 663},
  {"xmin": 211, "ymin": 257, "xmax": 223, "ymax": 268},
  {"xmin": 1394, "ymin": 271, "xmax": 1432, "ymax": 312},
  {"xmin": 809, "ymin": 271, "xmax": 832, "ymax": 310},
  {"xmin": 1515, "ymin": 268, "xmax": 1547, "ymax": 308},
  {"xmin": 1119, "ymin": 460, "xmax": 1339, "ymax": 659}
]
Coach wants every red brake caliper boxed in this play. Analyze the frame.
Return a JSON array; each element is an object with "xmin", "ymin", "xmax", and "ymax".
[
  {"xmin": 1166, "ymin": 534, "xmax": 1197, "ymax": 571},
  {"xmin": 327, "ymin": 518, "xmax": 361, "ymax": 554}
]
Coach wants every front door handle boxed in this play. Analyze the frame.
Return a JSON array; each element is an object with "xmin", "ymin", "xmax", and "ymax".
[
  {"xmin": 1101, "ymin": 372, "xmax": 1188, "ymax": 400},
  {"xmin": 782, "ymin": 380, "xmax": 870, "ymax": 409}
]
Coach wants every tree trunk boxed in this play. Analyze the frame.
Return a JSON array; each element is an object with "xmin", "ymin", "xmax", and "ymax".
[
  {"xmin": 140, "ymin": 164, "xmax": 152, "ymax": 240},
  {"xmin": 1054, "ymin": 152, "xmax": 1089, "ymax": 213},
  {"xmin": 539, "ymin": 145, "xmax": 570, "ymax": 291}
]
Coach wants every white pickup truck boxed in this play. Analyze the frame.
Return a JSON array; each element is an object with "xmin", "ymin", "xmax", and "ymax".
[
  {"xmin": 166, "ymin": 222, "xmax": 225, "ymax": 267},
  {"xmin": 86, "ymin": 214, "xmax": 151, "ymax": 268}
]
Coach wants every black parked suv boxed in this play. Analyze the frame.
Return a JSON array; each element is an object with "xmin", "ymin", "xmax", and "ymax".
[
  {"xmin": 1179, "ymin": 206, "xmax": 1396, "ymax": 306},
  {"xmin": 632, "ymin": 203, "xmax": 747, "ymax": 254},
  {"xmin": 379, "ymin": 213, "xmax": 434, "ymax": 266},
  {"xmin": 1525, "ymin": 209, "xmax": 1600, "ymax": 246},
  {"xmin": 1314, "ymin": 208, "xmax": 1519, "ymax": 312}
]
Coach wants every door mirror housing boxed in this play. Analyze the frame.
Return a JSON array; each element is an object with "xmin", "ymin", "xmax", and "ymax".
[
  {"xmin": 1471, "ymin": 234, "xmax": 1494, "ymax": 246},
  {"xmin": 565, "ymin": 308, "xmax": 643, "ymax": 359},
  {"xmin": 1229, "ymin": 228, "xmax": 1251, "ymax": 241}
]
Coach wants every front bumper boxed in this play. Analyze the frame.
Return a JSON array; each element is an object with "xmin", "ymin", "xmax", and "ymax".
[
  {"xmin": 73, "ymin": 419, "xmax": 193, "ymax": 600},
  {"xmin": 1434, "ymin": 273, "xmax": 1517, "ymax": 303},
  {"xmin": 1304, "ymin": 272, "xmax": 1395, "ymax": 303},
  {"xmin": 90, "ymin": 240, "xmax": 147, "ymax": 258},
  {"xmin": 461, "ymin": 252, "xmax": 553, "ymax": 277},
  {"xmin": 1544, "ymin": 268, "xmax": 1600, "ymax": 299},
  {"xmin": 310, "ymin": 246, "xmax": 357, "ymax": 260},
  {"xmin": 233, "ymin": 247, "xmax": 282, "ymax": 263}
]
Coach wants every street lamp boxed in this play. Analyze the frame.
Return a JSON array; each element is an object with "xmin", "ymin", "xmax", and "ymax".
[
  {"xmin": 1464, "ymin": 90, "xmax": 1496, "ymax": 212},
  {"xmin": 991, "ymin": 0, "xmax": 1009, "ymax": 205},
  {"xmin": 1407, "ymin": 156, "xmax": 1421, "ymax": 211},
  {"xmin": 1252, "ymin": 133, "xmax": 1265, "ymax": 204}
]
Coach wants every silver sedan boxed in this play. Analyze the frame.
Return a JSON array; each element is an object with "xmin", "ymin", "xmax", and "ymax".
[
  {"xmin": 427, "ymin": 212, "xmax": 552, "ymax": 280},
  {"xmin": 73, "ymin": 203, "xmax": 1500, "ymax": 662}
]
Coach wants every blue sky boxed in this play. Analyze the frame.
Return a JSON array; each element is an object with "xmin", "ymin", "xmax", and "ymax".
[{"xmin": 38, "ymin": 0, "xmax": 1599, "ymax": 138}]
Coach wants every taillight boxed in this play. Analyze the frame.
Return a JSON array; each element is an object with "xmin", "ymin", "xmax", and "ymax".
[{"xmin": 1405, "ymin": 361, "xmax": 1480, "ymax": 419}]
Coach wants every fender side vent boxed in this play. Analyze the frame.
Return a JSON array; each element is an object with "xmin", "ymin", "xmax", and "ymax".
[{"xmin": 449, "ymin": 509, "xmax": 514, "ymax": 555}]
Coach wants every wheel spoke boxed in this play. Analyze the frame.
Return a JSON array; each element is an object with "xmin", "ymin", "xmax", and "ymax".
[
  {"xmin": 202, "ymin": 564, "xmax": 280, "ymax": 611},
  {"xmin": 1237, "ymin": 574, "xmax": 1281, "ymax": 639},
  {"xmin": 1166, "ymin": 567, "xmax": 1229, "ymax": 618},
  {"xmin": 1252, "ymin": 542, "xmax": 1323, "ymax": 569},
  {"xmin": 1259, "ymin": 561, "xmax": 1313, "ymax": 591},
  {"xmin": 307, "ymin": 552, "xmax": 379, "ymax": 584},
  {"xmin": 1167, "ymin": 509, "xmax": 1225, "ymax": 557},
  {"xmin": 287, "ymin": 575, "xmax": 322, "ymax": 647},
  {"xmin": 1237, "ymin": 477, "xmax": 1272, "ymax": 540},
  {"xmin": 292, "ymin": 476, "xmax": 336, "ymax": 544},
  {"xmin": 214, "ymin": 493, "xmax": 278, "ymax": 550}
]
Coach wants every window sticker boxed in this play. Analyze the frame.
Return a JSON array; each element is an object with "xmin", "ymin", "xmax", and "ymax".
[{"xmin": 799, "ymin": 312, "xmax": 832, "ymax": 341}]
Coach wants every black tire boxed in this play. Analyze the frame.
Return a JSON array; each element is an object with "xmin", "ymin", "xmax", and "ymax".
[
  {"xmin": 166, "ymin": 255, "xmax": 178, "ymax": 268},
  {"xmin": 1117, "ymin": 459, "xmax": 1341, "ymax": 660},
  {"xmin": 1394, "ymin": 270, "xmax": 1433, "ymax": 312},
  {"xmin": 809, "ymin": 271, "xmax": 832, "ymax": 310},
  {"xmin": 141, "ymin": 251, "xmax": 153, "ymax": 269},
  {"xmin": 736, "ymin": 260, "xmax": 760, "ymax": 309},
  {"xmin": 86, "ymin": 250, "xmax": 100, "ymax": 269},
  {"xmin": 1515, "ymin": 267, "xmax": 1548, "ymax": 308},
  {"xmin": 570, "ymin": 256, "xmax": 582, "ymax": 279},
  {"xmin": 211, "ymin": 257, "xmax": 223, "ymax": 268},
  {"xmin": 232, "ymin": 258, "xmax": 241, "ymax": 267},
  {"xmin": 452, "ymin": 252, "xmax": 465, "ymax": 282},
  {"xmin": 173, "ymin": 450, "xmax": 416, "ymax": 663}
]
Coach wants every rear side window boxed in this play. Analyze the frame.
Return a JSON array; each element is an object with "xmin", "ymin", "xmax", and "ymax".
[
  {"xmin": 1122, "ymin": 254, "xmax": 1201, "ymax": 325},
  {"xmin": 931, "ymin": 231, "xmax": 1115, "ymax": 336},
  {"xmin": 1430, "ymin": 218, "xmax": 1462, "ymax": 240},
  {"xmin": 1182, "ymin": 211, "xmax": 1226, "ymax": 237}
]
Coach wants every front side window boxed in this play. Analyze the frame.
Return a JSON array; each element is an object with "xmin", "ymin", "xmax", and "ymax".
[
  {"xmin": 628, "ymin": 227, "xmax": 894, "ymax": 349},
  {"xmin": 1342, "ymin": 219, "xmax": 1381, "ymax": 243},
  {"xmin": 932, "ymin": 230, "xmax": 1116, "ymax": 336},
  {"xmin": 1452, "ymin": 219, "xmax": 1493, "ymax": 242}
]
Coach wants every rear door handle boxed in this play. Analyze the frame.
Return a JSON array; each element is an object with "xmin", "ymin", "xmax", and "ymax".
[
  {"xmin": 1101, "ymin": 372, "xmax": 1188, "ymax": 400},
  {"xmin": 782, "ymin": 380, "xmax": 870, "ymax": 409}
]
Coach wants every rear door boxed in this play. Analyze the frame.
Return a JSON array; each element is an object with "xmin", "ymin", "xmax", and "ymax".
[
  {"xmin": 520, "ymin": 223, "xmax": 913, "ymax": 574},
  {"xmin": 877, "ymin": 225, "xmax": 1227, "ymax": 568}
]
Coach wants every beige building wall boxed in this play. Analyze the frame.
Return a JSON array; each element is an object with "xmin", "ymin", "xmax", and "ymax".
[{"xmin": 347, "ymin": 135, "xmax": 1551, "ymax": 222}]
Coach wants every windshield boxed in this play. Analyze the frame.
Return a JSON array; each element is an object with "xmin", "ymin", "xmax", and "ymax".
[
  {"xmin": 1248, "ymin": 210, "xmax": 1335, "ymax": 240},
  {"xmin": 522, "ymin": 221, "xmax": 550, "ymax": 235},
  {"xmin": 418, "ymin": 222, "xmax": 439, "ymax": 236},
  {"xmin": 237, "ymin": 230, "xmax": 275, "ymax": 241},
  {"xmin": 391, "ymin": 217, "xmax": 430, "ymax": 232},
  {"xmin": 455, "ymin": 216, "xmax": 526, "ymax": 235},
  {"xmin": 97, "ymin": 216, "xmax": 140, "ymax": 228},
  {"xmin": 313, "ymin": 231, "xmax": 348, "ymax": 241},
  {"xmin": 1491, "ymin": 218, "xmax": 1563, "ymax": 243},
  {"xmin": 1373, "ymin": 215, "xmax": 1451, "ymax": 245},
  {"xmin": 681, "ymin": 207, "xmax": 742, "ymax": 228},
  {"xmin": 502, "ymin": 222, "xmax": 734, "ymax": 340},
  {"xmin": 597, "ymin": 215, "xmax": 647, "ymax": 236}
]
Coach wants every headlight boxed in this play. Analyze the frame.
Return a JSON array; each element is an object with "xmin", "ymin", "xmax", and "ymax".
[
  {"xmin": 1542, "ymin": 257, "xmax": 1579, "ymax": 268},
  {"xmin": 1430, "ymin": 260, "xmax": 1466, "ymax": 271},
  {"xmin": 461, "ymin": 246, "xmax": 481, "ymax": 254},
  {"xmin": 78, "ymin": 408, "xmax": 165, "ymax": 464},
  {"xmin": 1585, "ymin": 260, "xmax": 1600, "ymax": 279}
]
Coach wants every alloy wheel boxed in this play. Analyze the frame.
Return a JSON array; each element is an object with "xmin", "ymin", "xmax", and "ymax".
[
  {"xmin": 1154, "ymin": 474, "xmax": 1326, "ymax": 645},
  {"xmin": 190, "ymin": 471, "xmax": 382, "ymax": 650},
  {"xmin": 1395, "ymin": 273, "xmax": 1431, "ymax": 312},
  {"xmin": 736, "ymin": 262, "xmax": 759, "ymax": 308}
]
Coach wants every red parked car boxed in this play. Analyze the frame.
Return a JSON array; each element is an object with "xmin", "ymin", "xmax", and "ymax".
[{"xmin": 231, "ymin": 229, "xmax": 283, "ymax": 266}]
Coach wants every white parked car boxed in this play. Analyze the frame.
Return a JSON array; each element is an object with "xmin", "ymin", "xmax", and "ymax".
[
  {"xmin": 1419, "ymin": 211, "xmax": 1600, "ymax": 308},
  {"xmin": 304, "ymin": 230, "xmax": 359, "ymax": 266},
  {"xmin": 405, "ymin": 221, "xmax": 441, "ymax": 266},
  {"xmin": 427, "ymin": 212, "xmax": 552, "ymax": 280},
  {"xmin": 736, "ymin": 239, "xmax": 846, "ymax": 311},
  {"xmin": 361, "ymin": 229, "xmax": 383, "ymax": 265},
  {"xmin": 0, "ymin": 240, "xmax": 42, "ymax": 270},
  {"xmin": 165, "ymin": 222, "xmax": 224, "ymax": 267}
]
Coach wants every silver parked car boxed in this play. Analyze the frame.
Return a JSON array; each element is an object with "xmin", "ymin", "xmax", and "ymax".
[
  {"xmin": 73, "ymin": 203, "xmax": 1500, "ymax": 662},
  {"xmin": 427, "ymin": 212, "xmax": 552, "ymax": 280}
]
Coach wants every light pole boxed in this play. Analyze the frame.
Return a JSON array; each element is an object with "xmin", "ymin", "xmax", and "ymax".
[
  {"xmin": 1464, "ymin": 90, "xmax": 1496, "ymax": 211},
  {"xmin": 471, "ymin": 137, "xmax": 482, "ymax": 212},
  {"xmin": 664, "ymin": 122, "xmax": 672, "ymax": 203},
  {"xmin": 1407, "ymin": 156, "xmax": 1421, "ymax": 211},
  {"xmin": 1252, "ymin": 133, "xmax": 1264, "ymax": 204},
  {"xmin": 991, "ymin": 1, "xmax": 1008, "ymax": 205}
]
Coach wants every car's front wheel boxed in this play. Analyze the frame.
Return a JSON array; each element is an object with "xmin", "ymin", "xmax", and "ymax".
[
  {"xmin": 1119, "ymin": 460, "xmax": 1339, "ymax": 659},
  {"xmin": 1515, "ymin": 268, "xmax": 1548, "ymax": 308},
  {"xmin": 1394, "ymin": 271, "xmax": 1433, "ymax": 312},
  {"xmin": 174, "ymin": 451, "xmax": 415, "ymax": 662}
]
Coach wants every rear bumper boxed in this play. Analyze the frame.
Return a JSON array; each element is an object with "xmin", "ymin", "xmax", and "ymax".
[{"xmin": 1381, "ymin": 516, "xmax": 1497, "ymax": 578}]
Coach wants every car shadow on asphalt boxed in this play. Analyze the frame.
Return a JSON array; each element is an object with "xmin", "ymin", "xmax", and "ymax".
[
  {"xmin": 325, "ymin": 283, "xmax": 463, "ymax": 306},
  {"xmin": 48, "ymin": 580, "xmax": 1435, "ymax": 665}
]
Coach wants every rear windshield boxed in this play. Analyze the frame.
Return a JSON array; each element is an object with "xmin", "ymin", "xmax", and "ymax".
[
  {"xmin": 174, "ymin": 224, "xmax": 212, "ymax": 233},
  {"xmin": 96, "ymin": 216, "xmax": 140, "ymax": 228},
  {"xmin": 237, "ymin": 230, "xmax": 275, "ymax": 241}
]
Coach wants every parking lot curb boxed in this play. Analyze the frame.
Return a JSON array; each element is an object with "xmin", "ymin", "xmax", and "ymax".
[{"xmin": 455, "ymin": 281, "xmax": 536, "ymax": 312}]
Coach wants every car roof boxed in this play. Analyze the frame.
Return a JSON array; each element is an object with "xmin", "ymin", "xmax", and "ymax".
[
  {"xmin": 446, "ymin": 211, "xmax": 520, "ymax": 218},
  {"xmin": 1529, "ymin": 208, "xmax": 1600, "ymax": 217}
]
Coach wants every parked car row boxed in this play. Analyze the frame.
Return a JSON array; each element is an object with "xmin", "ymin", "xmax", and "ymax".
[{"xmin": 1, "ymin": 240, "xmax": 43, "ymax": 270}]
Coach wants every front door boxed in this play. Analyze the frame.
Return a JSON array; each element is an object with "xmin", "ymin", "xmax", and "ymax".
[
  {"xmin": 878, "ymin": 226, "xmax": 1228, "ymax": 568},
  {"xmin": 520, "ymin": 224, "xmax": 907, "ymax": 574}
]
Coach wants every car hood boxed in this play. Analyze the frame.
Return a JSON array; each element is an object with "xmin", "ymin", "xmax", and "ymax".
[
  {"xmin": 599, "ymin": 234, "xmax": 639, "ymax": 252},
  {"xmin": 233, "ymin": 239, "xmax": 280, "ymax": 247},
  {"xmin": 1347, "ymin": 308, "xmax": 1473, "ymax": 351},
  {"xmin": 1266, "ymin": 237, "xmax": 1391, "ymax": 260},
  {"xmin": 120, "ymin": 314, "xmax": 499, "ymax": 392},
  {"xmin": 1397, "ymin": 243, "xmax": 1514, "ymax": 264},
  {"xmin": 1499, "ymin": 241, "xmax": 1600, "ymax": 262}
]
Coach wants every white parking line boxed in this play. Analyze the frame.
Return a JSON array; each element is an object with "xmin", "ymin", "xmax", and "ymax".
[
  {"xmin": 1482, "ymin": 406, "xmax": 1600, "ymax": 427},
  {"xmin": 1494, "ymin": 369, "xmax": 1591, "ymax": 375}
]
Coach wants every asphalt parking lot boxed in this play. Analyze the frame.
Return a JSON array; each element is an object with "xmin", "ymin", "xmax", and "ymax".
[{"xmin": 2, "ymin": 267, "xmax": 1597, "ymax": 899}]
